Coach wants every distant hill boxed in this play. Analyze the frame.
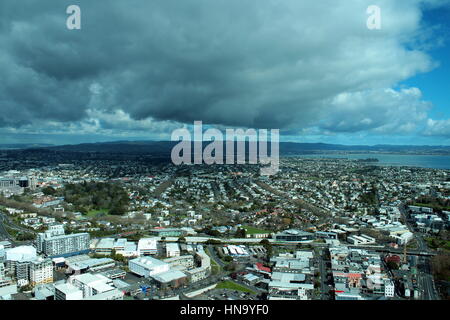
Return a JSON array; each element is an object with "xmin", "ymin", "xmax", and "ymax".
[
  {"xmin": 280, "ymin": 142, "xmax": 450, "ymax": 155},
  {"xmin": 0, "ymin": 143, "xmax": 54, "ymax": 150},
  {"xmin": 38, "ymin": 141, "xmax": 450, "ymax": 155},
  {"xmin": 47, "ymin": 141, "xmax": 178, "ymax": 154}
]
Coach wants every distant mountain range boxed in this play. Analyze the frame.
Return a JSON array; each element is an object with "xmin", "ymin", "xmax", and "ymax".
[
  {"xmin": 4, "ymin": 140, "xmax": 449, "ymax": 155},
  {"xmin": 0, "ymin": 143, "xmax": 54, "ymax": 150}
]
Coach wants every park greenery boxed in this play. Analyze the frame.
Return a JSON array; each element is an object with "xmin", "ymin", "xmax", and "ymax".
[
  {"xmin": 216, "ymin": 280, "xmax": 256, "ymax": 294},
  {"xmin": 412, "ymin": 196, "xmax": 450, "ymax": 212},
  {"xmin": 61, "ymin": 181, "xmax": 129, "ymax": 216}
]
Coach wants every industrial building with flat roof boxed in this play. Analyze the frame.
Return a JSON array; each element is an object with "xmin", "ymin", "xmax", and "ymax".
[
  {"xmin": 66, "ymin": 257, "xmax": 115, "ymax": 274},
  {"xmin": 152, "ymin": 270, "xmax": 187, "ymax": 289}
]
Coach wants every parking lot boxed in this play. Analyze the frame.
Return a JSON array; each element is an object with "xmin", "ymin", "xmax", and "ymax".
[{"xmin": 198, "ymin": 288, "xmax": 259, "ymax": 300}]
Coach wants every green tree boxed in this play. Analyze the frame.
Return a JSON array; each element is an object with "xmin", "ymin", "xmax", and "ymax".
[
  {"xmin": 387, "ymin": 261, "xmax": 399, "ymax": 270},
  {"xmin": 260, "ymin": 239, "xmax": 273, "ymax": 259},
  {"xmin": 42, "ymin": 186, "xmax": 56, "ymax": 196},
  {"xmin": 234, "ymin": 228, "xmax": 246, "ymax": 238}
]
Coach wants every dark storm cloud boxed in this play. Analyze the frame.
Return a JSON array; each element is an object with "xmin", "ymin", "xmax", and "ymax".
[{"xmin": 0, "ymin": 0, "xmax": 446, "ymax": 136}]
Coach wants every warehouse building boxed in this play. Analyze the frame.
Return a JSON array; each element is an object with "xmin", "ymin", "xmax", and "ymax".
[{"xmin": 66, "ymin": 257, "xmax": 115, "ymax": 274}]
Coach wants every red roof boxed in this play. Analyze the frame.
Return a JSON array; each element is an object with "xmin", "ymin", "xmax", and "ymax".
[
  {"xmin": 385, "ymin": 255, "xmax": 401, "ymax": 263},
  {"xmin": 255, "ymin": 262, "xmax": 271, "ymax": 273}
]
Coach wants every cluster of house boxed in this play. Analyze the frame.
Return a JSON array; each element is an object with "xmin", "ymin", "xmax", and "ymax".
[
  {"xmin": 14, "ymin": 213, "xmax": 57, "ymax": 230},
  {"xmin": 330, "ymin": 246, "xmax": 395, "ymax": 300},
  {"xmin": 32, "ymin": 196, "xmax": 64, "ymax": 209}
]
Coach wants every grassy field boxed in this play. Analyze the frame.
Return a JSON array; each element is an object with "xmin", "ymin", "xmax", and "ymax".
[
  {"xmin": 243, "ymin": 226, "xmax": 271, "ymax": 235},
  {"xmin": 216, "ymin": 281, "xmax": 256, "ymax": 294},
  {"xmin": 86, "ymin": 208, "xmax": 109, "ymax": 217}
]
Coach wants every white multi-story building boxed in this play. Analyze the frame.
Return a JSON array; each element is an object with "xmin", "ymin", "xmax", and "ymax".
[
  {"xmin": 68, "ymin": 273, "xmax": 115, "ymax": 298},
  {"xmin": 83, "ymin": 288, "xmax": 124, "ymax": 300},
  {"xmin": 30, "ymin": 258, "xmax": 53, "ymax": 286},
  {"xmin": 166, "ymin": 243, "xmax": 180, "ymax": 257},
  {"xmin": 113, "ymin": 239, "xmax": 138, "ymax": 258},
  {"xmin": 0, "ymin": 262, "xmax": 6, "ymax": 286},
  {"xmin": 0, "ymin": 262, "xmax": 4, "ymax": 278},
  {"xmin": 164, "ymin": 255, "xmax": 194, "ymax": 269},
  {"xmin": 137, "ymin": 238, "xmax": 158, "ymax": 256},
  {"xmin": 46, "ymin": 224, "xmax": 65, "ymax": 237},
  {"xmin": 37, "ymin": 226, "xmax": 90, "ymax": 258},
  {"xmin": 94, "ymin": 238, "xmax": 115, "ymax": 255},
  {"xmin": 128, "ymin": 256, "xmax": 170, "ymax": 278},
  {"xmin": 186, "ymin": 267, "xmax": 209, "ymax": 283},
  {"xmin": 384, "ymin": 279, "xmax": 395, "ymax": 297},
  {"xmin": 0, "ymin": 245, "xmax": 5, "ymax": 262},
  {"xmin": 54, "ymin": 283, "xmax": 84, "ymax": 300}
]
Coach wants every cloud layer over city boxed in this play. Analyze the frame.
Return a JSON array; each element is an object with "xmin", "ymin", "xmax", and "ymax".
[{"xmin": 0, "ymin": 0, "xmax": 449, "ymax": 144}]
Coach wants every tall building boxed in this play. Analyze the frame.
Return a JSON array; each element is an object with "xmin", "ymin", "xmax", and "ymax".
[
  {"xmin": 0, "ymin": 263, "xmax": 5, "ymax": 282},
  {"xmin": 37, "ymin": 225, "xmax": 90, "ymax": 258},
  {"xmin": 384, "ymin": 279, "xmax": 395, "ymax": 298},
  {"xmin": 15, "ymin": 261, "xmax": 31, "ymax": 282},
  {"xmin": 0, "ymin": 245, "xmax": 5, "ymax": 263},
  {"xmin": 5, "ymin": 246, "xmax": 37, "ymax": 279},
  {"xmin": 0, "ymin": 262, "xmax": 11, "ymax": 288},
  {"xmin": 28, "ymin": 176, "xmax": 37, "ymax": 190},
  {"xmin": 30, "ymin": 258, "xmax": 53, "ymax": 286}
]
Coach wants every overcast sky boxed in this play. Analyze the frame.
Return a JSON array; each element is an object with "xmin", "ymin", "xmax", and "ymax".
[{"xmin": 0, "ymin": 0, "xmax": 449, "ymax": 145}]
